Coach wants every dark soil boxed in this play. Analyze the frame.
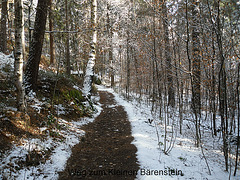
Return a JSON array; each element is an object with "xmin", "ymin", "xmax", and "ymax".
[{"xmin": 59, "ymin": 91, "xmax": 139, "ymax": 180}]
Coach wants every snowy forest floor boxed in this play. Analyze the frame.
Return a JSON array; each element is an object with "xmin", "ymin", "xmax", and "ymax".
[
  {"xmin": 1, "ymin": 53, "xmax": 240, "ymax": 179},
  {"xmin": 58, "ymin": 91, "xmax": 139, "ymax": 179},
  {"xmin": 95, "ymin": 85, "xmax": 240, "ymax": 180}
]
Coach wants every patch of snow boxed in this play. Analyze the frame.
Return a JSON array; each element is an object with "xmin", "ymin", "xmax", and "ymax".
[
  {"xmin": 5, "ymin": 106, "xmax": 18, "ymax": 111},
  {"xmin": 71, "ymin": 70, "xmax": 83, "ymax": 75},
  {"xmin": 29, "ymin": 98, "xmax": 43, "ymax": 113},
  {"xmin": 0, "ymin": 52, "xmax": 14, "ymax": 70},
  {"xmin": 0, "ymin": 99, "xmax": 102, "ymax": 180},
  {"xmin": 55, "ymin": 104, "xmax": 66, "ymax": 115},
  {"xmin": 40, "ymin": 127, "xmax": 48, "ymax": 133},
  {"xmin": 96, "ymin": 85, "xmax": 240, "ymax": 180}
]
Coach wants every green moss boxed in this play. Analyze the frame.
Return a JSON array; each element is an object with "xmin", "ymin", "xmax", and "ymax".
[
  {"xmin": 63, "ymin": 89, "xmax": 85, "ymax": 104},
  {"xmin": 93, "ymin": 75, "xmax": 101, "ymax": 85},
  {"xmin": 91, "ymin": 84, "xmax": 98, "ymax": 95}
]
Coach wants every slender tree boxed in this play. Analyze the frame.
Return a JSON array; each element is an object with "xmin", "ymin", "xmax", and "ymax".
[
  {"xmin": 190, "ymin": 0, "xmax": 201, "ymax": 147},
  {"xmin": 162, "ymin": 0, "xmax": 175, "ymax": 107},
  {"xmin": 234, "ymin": 63, "xmax": 240, "ymax": 176},
  {"xmin": 107, "ymin": 3, "xmax": 114, "ymax": 87},
  {"xmin": 216, "ymin": 2, "xmax": 228, "ymax": 171},
  {"xmin": 0, "ymin": 0, "xmax": 8, "ymax": 53},
  {"xmin": 28, "ymin": 0, "xmax": 33, "ymax": 52},
  {"xmin": 83, "ymin": 0, "xmax": 97, "ymax": 98},
  {"xmin": 191, "ymin": 0, "xmax": 201, "ymax": 114},
  {"xmin": 65, "ymin": 0, "xmax": 70, "ymax": 75},
  {"xmin": 14, "ymin": 0, "xmax": 25, "ymax": 111},
  {"xmin": 49, "ymin": 0, "xmax": 55, "ymax": 65},
  {"xmin": 25, "ymin": 0, "xmax": 50, "ymax": 92}
]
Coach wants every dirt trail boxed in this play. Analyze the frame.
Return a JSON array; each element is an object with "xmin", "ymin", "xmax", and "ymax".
[{"xmin": 59, "ymin": 91, "xmax": 139, "ymax": 179}]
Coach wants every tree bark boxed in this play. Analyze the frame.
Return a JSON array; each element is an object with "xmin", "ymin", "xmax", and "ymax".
[
  {"xmin": 28, "ymin": 0, "xmax": 33, "ymax": 54},
  {"xmin": 83, "ymin": 0, "xmax": 97, "ymax": 98},
  {"xmin": 126, "ymin": 35, "xmax": 130, "ymax": 99},
  {"xmin": 211, "ymin": 29, "xmax": 217, "ymax": 136},
  {"xmin": 191, "ymin": 0, "xmax": 201, "ymax": 114},
  {"xmin": 216, "ymin": 0, "xmax": 228, "ymax": 171},
  {"xmin": 65, "ymin": 0, "xmax": 70, "ymax": 75},
  {"xmin": 14, "ymin": 0, "xmax": 25, "ymax": 111},
  {"xmin": 234, "ymin": 63, "xmax": 240, "ymax": 176},
  {"xmin": 162, "ymin": 1, "xmax": 175, "ymax": 107},
  {"xmin": 25, "ymin": 0, "xmax": 50, "ymax": 92},
  {"xmin": 1, "ymin": 0, "xmax": 8, "ymax": 53},
  {"xmin": 49, "ymin": 0, "xmax": 55, "ymax": 65},
  {"xmin": 107, "ymin": 3, "xmax": 114, "ymax": 87}
]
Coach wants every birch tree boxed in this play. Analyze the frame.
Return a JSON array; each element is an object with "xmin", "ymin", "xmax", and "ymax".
[
  {"xmin": 83, "ymin": 0, "xmax": 97, "ymax": 98},
  {"xmin": 14, "ymin": 0, "xmax": 25, "ymax": 111}
]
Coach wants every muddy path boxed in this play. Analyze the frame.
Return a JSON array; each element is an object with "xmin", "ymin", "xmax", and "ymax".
[{"xmin": 59, "ymin": 91, "xmax": 139, "ymax": 179}]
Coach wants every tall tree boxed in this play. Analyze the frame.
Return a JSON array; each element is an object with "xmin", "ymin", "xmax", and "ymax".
[
  {"xmin": 191, "ymin": 0, "xmax": 201, "ymax": 114},
  {"xmin": 107, "ymin": 3, "xmax": 114, "ymax": 87},
  {"xmin": 28, "ymin": 0, "xmax": 33, "ymax": 53},
  {"xmin": 49, "ymin": 0, "xmax": 55, "ymax": 65},
  {"xmin": 65, "ymin": 0, "xmax": 70, "ymax": 75},
  {"xmin": 14, "ymin": 0, "xmax": 25, "ymax": 111},
  {"xmin": 162, "ymin": 0, "xmax": 175, "ymax": 107},
  {"xmin": 0, "ymin": 0, "xmax": 8, "ymax": 53},
  {"xmin": 82, "ymin": 0, "xmax": 97, "ymax": 98},
  {"xmin": 25, "ymin": 0, "xmax": 50, "ymax": 91},
  {"xmin": 216, "ymin": 0, "xmax": 228, "ymax": 171}
]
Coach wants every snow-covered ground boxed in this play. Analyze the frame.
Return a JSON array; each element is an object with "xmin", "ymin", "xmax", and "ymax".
[
  {"xmin": 97, "ymin": 85, "xmax": 240, "ymax": 180},
  {"xmin": 0, "ymin": 52, "xmax": 14, "ymax": 70},
  {"xmin": 1, "ymin": 82, "xmax": 239, "ymax": 179},
  {"xmin": 0, "ymin": 94, "xmax": 102, "ymax": 180}
]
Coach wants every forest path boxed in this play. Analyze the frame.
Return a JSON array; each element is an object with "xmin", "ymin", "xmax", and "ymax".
[{"xmin": 59, "ymin": 91, "xmax": 139, "ymax": 179}]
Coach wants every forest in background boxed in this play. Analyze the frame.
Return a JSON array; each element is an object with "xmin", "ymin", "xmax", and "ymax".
[{"xmin": 0, "ymin": 0, "xmax": 240, "ymax": 177}]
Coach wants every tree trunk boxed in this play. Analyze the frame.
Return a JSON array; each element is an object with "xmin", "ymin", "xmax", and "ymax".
[
  {"xmin": 82, "ymin": 0, "xmax": 97, "ymax": 98},
  {"xmin": 234, "ymin": 63, "xmax": 240, "ymax": 176},
  {"xmin": 211, "ymin": 29, "xmax": 217, "ymax": 136},
  {"xmin": 191, "ymin": 0, "xmax": 201, "ymax": 114},
  {"xmin": 152, "ymin": 2, "xmax": 157, "ymax": 111},
  {"xmin": 25, "ymin": 0, "xmax": 50, "ymax": 92},
  {"xmin": 126, "ymin": 35, "xmax": 130, "ymax": 99},
  {"xmin": 49, "ymin": 0, "xmax": 55, "ymax": 65},
  {"xmin": 28, "ymin": 0, "xmax": 33, "ymax": 53},
  {"xmin": 162, "ymin": 1, "xmax": 175, "ymax": 107},
  {"xmin": 1, "ymin": 0, "xmax": 8, "ymax": 53},
  {"xmin": 186, "ymin": 0, "xmax": 200, "ymax": 146},
  {"xmin": 65, "ymin": 0, "xmax": 70, "ymax": 75},
  {"xmin": 107, "ymin": 3, "xmax": 114, "ymax": 87},
  {"xmin": 216, "ymin": 0, "xmax": 228, "ymax": 171},
  {"xmin": 14, "ymin": 0, "xmax": 25, "ymax": 111}
]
